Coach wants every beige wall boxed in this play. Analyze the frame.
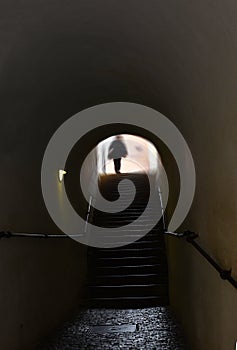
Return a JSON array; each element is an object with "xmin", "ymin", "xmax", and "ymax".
[
  {"xmin": 167, "ymin": 237, "xmax": 237, "ymax": 350},
  {"xmin": 0, "ymin": 238, "xmax": 87, "ymax": 350},
  {"xmin": 163, "ymin": 39, "xmax": 237, "ymax": 346}
]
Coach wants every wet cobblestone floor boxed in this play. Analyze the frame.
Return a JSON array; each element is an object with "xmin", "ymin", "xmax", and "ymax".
[{"xmin": 39, "ymin": 307, "xmax": 187, "ymax": 350}]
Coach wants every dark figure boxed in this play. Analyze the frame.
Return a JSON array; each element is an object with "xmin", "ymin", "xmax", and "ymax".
[
  {"xmin": 108, "ymin": 136, "xmax": 128, "ymax": 174},
  {"xmin": 113, "ymin": 158, "xmax": 121, "ymax": 173}
]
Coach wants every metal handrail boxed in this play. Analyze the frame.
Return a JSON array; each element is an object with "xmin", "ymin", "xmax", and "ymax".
[
  {"xmin": 0, "ymin": 195, "xmax": 94, "ymax": 240},
  {"xmin": 157, "ymin": 184, "xmax": 166, "ymax": 232},
  {"xmin": 164, "ymin": 230, "xmax": 237, "ymax": 289},
  {"xmin": 0, "ymin": 231, "xmax": 84, "ymax": 239}
]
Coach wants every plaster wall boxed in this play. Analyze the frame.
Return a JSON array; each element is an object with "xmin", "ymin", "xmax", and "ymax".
[{"xmin": 0, "ymin": 238, "xmax": 87, "ymax": 350}]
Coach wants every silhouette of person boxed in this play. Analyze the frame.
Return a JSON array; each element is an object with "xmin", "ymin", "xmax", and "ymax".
[{"xmin": 108, "ymin": 135, "xmax": 128, "ymax": 174}]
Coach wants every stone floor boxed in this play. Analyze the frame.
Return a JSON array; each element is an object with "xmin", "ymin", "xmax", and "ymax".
[{"xmin": 39, "ymin": 307, "xmax": 188, "ymax": 350}]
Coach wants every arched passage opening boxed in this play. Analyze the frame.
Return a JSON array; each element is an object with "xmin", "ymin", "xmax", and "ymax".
[
  {"xmin": 97, "ymin": 134, "xmax": 160, "ymax": 175},
  {"xmin": 65, "ymin": 124, "xmax": 180, "ymax": 236},
  {"xmin": 78, "ymin": 132, "xmax": 168, "ymax": 241}
]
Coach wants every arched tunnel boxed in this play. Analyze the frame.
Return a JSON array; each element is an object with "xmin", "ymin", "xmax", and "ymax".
[{"xmin": 1, "ymin": 1, "xmax": 237, "ymax": 349}]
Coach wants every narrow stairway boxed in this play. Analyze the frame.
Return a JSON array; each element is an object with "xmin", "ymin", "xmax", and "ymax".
[{"xmin": 87, "ymin": 173, "xmax": 169, "ymax": 308}]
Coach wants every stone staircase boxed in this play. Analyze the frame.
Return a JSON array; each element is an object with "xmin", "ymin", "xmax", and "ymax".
[{"xmin": 87, "ymin": 173, "xmax": 169, "ymax": 308}]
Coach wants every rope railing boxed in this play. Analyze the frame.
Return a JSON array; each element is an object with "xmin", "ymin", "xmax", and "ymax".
[{"xmin": 164, "ymin": 229, "xmax": 237, "ymax": 289}]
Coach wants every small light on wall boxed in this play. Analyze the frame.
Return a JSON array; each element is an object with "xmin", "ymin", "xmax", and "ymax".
[{"xmin": 58, "ymin": 170, "xmax": 67, "ymax": 182}]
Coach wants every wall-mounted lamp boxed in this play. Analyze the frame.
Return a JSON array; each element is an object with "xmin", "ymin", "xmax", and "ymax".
[{"xmin": 58, "ymin": 170, "xmax": 67, "ymax": 182}]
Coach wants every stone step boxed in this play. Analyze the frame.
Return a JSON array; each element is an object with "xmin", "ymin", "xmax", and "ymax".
[
  {"xmin": 97, "ymin": 233, "xmax": 163, "ymax": 243},
  {"xmin": 91, "ymin": 255, "xmax": 166, "ymax": 267},
  {"xmin": 90, "ymin": 264, "xmax": 168, "ymax": 276},
  {"xmin": 89, "ymin": 247, "xmax": 166, "ymax": 258},
  {"xmin": 88, "ymin": 283, "xmax": 168, "ymax": 298},
  {"xmin": 89, "ymin": 273, "xmax": 168, "ymax": 285},
  {"xmin": 101, "ymin": 240, "xmax": 166, "ymax": 249},
  {"xmin": 89, "ymin": 295, "xmax": 169, "ymax": 308}
]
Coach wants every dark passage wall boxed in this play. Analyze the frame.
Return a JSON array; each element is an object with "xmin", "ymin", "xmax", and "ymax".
[
  {"xmin": 1, "ymin": 1, "xmax": 237, "ymax": 349},
  {"xmin": 0, "ymin": 238, "xmax": 87, "ymax": 350}
]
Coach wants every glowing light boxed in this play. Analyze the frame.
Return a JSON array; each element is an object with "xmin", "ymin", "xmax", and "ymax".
[{"xmin": 58, "ymin": 170, "xmax": 67, "ymax": 182}]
